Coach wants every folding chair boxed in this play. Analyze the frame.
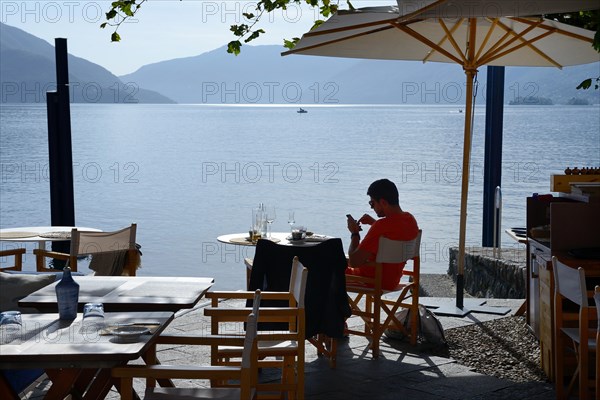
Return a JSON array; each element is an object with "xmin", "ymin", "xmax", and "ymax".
[
  {"xmin": 246, "ymin": 238, "xmax": 351, "ymax": 368},
  {"xmin": 34, "ymin": 224, "xmax": 139, "ymax": 275},
  {"xmin": 552, "ymin": 257, "xmax": 597, "ymax": 400},
  {"xmin": 0, "ymin": 248, "xmax": 26, "ymax": 272},
  {"xmin": 205, "ymin": 256, "xmax": 308, "ymax": 399},
  {"xmin": 345, "ymin": 230, "xmax": 422, "ymax": 358},
  {"xmin": 112, "ymin": 291, "xmax": 262, "ymax": 400}
]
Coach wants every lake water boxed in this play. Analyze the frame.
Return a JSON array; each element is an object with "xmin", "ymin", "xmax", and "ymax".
[{"xmin": 1, "ymin": 103, "xmax": 599, "ymax": 290}]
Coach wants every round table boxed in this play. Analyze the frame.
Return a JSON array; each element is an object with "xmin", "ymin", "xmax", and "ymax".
[
  {"xmin": 217, "ymin": 232, "xmax": 334, "ymax": 247},
  {"xmin": 0, "ymin": 226, "xmax": 101, "ymax": 250}
]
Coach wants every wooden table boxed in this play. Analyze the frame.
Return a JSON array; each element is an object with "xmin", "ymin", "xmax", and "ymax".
[
  {"xmin": 19, "ymin": 276, "xmax": 214, "ymax": 313},
  {"xmin": 0, "ymin": 311, "xmax": 173, "ymax": 399}
]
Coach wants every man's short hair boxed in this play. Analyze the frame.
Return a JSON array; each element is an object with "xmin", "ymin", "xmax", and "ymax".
[{"xmin": 367, "ymin": 179, "xmax": 399, "ymax": 206}]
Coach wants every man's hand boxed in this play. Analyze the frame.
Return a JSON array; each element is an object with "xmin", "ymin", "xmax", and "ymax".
[
  {"xmin": 358, "ymin": 214, "xmax": 376, "ymax": 225},
  {"xmin": 347, "ymin": 216, "xmax": 361, "ymax": 233}
]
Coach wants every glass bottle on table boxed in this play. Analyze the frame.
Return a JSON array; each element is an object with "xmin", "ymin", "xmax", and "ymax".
[
  {"xmin": 252, "ymin": 205, "xmax": 264, "ymax": 243},
  {"xmin": 56, "ymin": 267, "xmax": 79, "ymax": 320}
]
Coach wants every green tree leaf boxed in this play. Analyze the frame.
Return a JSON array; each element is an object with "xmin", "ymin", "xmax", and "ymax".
[
  {"xmin": 111, "ymin": 32, "xmax": 121, "ymax": 42},
  {"xmin": 577, "ymin": 78, "xmax": 592, "ymax": 90},
  {"xmin": 284, "ymin": 38, "xmax": 300, "ymax": 50},
  {"xmin": 227, "ymin": 41, "xmax": 242, "ymax": 55}
]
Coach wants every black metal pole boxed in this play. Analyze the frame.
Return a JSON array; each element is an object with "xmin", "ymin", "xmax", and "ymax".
[
  {"xmin": 47, "ymin": 38, "xmax": 75, "ymax": 263},
  {"xmin": 482, "ymin": 66, "xmax": 505, "ymax": 247}
]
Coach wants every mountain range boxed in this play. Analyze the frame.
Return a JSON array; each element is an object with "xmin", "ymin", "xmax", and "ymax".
[
  {"xmin": 0, "ymin": 23, "xmax": 174, "ymax": 104},
  {"xmin": 2, "ymin": 22, "xmax": 599, "ymax": 105},
  {"xmin": 122, "ymin": 44, "xmax": 600, "ymax": 105}
]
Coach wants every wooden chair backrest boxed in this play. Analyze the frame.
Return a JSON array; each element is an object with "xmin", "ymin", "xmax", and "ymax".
[
  {"xmin": 376, "ymin": 229, "xmax": 422, "ymax": 264},
  {"xmin": 251, "ymin": 289, "xmax": 262, "ymax": 316},
  {"xmin": 71, "ymin": 224, "xmax": 137, "ymax": 256},
  {"xmin": 242, "ymin": 291, "xmax": 261, "ymax": 368},
  {"xmin": 289, "ymin": 256, "xmax": 308, "ymax": 309},
  {"xmin": 552, "ymin": 257, "xmax": 587, "ymax": 307}
]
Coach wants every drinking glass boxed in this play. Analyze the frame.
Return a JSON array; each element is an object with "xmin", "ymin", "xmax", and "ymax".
[
  {"xmin": 265, "ymin": 206, "xmax": 276, "ymax": 238},
  {"xmin": 0, "ymin": 311, "xmax": 22, "ymax": 330},
  {"xmin": 288, "ymin": 211, "xmax": 295, "ymax": 230},
  {"xmin": 291, "ymin": 225, "xmax": 306, "ymax": 241},
  {"xmin": 82, "ymin": 303, "xmax": 105, "ymax": 331},
  {"xmin": 83, "ymin": 302, "xmax": 105, "ymax": 319}
]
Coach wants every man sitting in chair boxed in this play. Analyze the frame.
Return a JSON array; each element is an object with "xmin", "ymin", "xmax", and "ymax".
[{"xmin": 346, "ymin": 178, "xmax": 419, "ymax": 290}]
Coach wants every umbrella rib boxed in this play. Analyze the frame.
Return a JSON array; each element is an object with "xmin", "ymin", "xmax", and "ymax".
[
  {"xmin": 282, "ymin": 25, "xmax": 396, "ymax": 56},
  {"xmin": 474, "ymin": 18, "xmax": 502, "ymax": 62},
  {"xmin": 477, "ymin": 19, "xmax": 541, "ymax": 65},
  {"xmin": 301, "ymin": 17, "xmax": 399, "ymax": 38},
  {"xmin": 513, "ymin": 17, "xmax": 595, "ymax": 43},
  {"xmin": 480, "ymin": 20, "xmax": 562, "ymax": 67},
  {"xmin": 391, "ymin": 22, "xmax": 464, "ymax": 65},
  {"xmin": 422, "ymin": 18, "xmax": 465, "ymax": 64},
  {"xmin": 436, "ymin": 19, "xmax": 468, "ymax": 64},
  {"xmin": 299, "ymin": 0, "xmax": 450, "ymax": 39}
]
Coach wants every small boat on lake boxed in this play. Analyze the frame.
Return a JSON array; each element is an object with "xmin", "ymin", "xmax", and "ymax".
[{"xmin": 297, "ymin": 108, "xmax": 308, "ymax": 114}]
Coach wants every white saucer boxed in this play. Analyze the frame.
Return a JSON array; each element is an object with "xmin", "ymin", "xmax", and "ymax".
[{"xmin": 111, "ymin": 326, "xmax": 150, "ymax": 342}]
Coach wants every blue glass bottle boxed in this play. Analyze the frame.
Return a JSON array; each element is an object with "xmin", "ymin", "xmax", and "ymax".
[{"xmin": 55, "ymin": 267, "xmax": 79, "ymax": 320}]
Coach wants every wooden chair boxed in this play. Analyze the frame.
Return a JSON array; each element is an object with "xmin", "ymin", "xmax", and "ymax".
[
  {"xmin": 33, "ymin": 224, "xmax": 139, "ymax": 275},
  {"xmin": 204, "ymin": 256, "xmax": 308, "ymax": 400},
  {"xmin": 345, "ymin": 230, "xmax": 422, "ymax": 358},
  {"xmin": 594, "ymin": 285, "xmax": 600, "ymax": 400},
  {"xmin": 246, "ymin": 238, "xmax": 350, "ymax": 369},
  {"xmin": 112, "ymin": 291, "xmax": 262, "ymax": 400},
  {"xmin": 0, "ymin": 248, "xmax": 26, "ymax": 272},
  {"xmin": 552, "ymin": 257, "xmax": 597, "ymax": 400}
]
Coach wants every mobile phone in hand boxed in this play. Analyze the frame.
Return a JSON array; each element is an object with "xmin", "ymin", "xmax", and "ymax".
[{"xmin": 346, "ymin": 214, "xmax": 362, "ymax": 230}]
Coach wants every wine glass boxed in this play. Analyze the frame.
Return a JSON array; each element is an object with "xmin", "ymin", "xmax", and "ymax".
[
  {"xmin": 265, "ymin": 206, "xmax": 276, "ymax": 238},
  {"xmin": 287, "ymin": 211, "xmax": 295, "ymax": 230}
]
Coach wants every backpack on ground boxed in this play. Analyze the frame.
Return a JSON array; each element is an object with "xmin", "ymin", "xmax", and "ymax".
[{"xmin": 384, "ymin": 304, "xmax": 447, "ymax": 347}]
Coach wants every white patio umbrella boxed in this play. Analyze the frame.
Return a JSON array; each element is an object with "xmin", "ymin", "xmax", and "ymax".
[{"xmin": 283, "ymin": 0, "xmax": 600, "ymax": 316}]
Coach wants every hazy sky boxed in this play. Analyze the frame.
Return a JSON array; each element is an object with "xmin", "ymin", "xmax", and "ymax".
[{"xmin": 1, "ymin": 0, "xmax": 397, "ymax": 76}]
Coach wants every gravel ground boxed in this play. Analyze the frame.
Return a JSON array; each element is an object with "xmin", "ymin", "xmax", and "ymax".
[
  {"xmin": 440, "ymin": 315, "xmax": 547, "ymax": 382},
  {"xmin": 419, "ymin": 274, "xmax": 549, "ymax": 384}
]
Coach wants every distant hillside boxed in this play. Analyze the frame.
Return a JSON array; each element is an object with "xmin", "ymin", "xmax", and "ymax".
[
  {"xmin": 122, "ymin": 44, "xmax": 600, "ymax": 105},
  {"xmin": 0, "ymin": 23, "xmax": 175, "ymax": 104}
]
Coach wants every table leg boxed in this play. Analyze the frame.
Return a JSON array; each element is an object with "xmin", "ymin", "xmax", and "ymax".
[
  {"xmin": 72, "ymin": 368, "xmax": 97, "ymax": 395},
  {"xmin": 44, "ymin": 368, "xmax": 81, "ymax": 399},
  {"xmin": 141, "ymin": 344, "xmax": 174, "ymax": 388},
  {"xmin": 81, "ymin": 368, "xmax": 114, "ymax": 400}
]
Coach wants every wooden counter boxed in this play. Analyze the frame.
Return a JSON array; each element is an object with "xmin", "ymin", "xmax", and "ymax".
[{"xmin": 526, "ymin": 197, "xmax": 600, "ymax": 381}]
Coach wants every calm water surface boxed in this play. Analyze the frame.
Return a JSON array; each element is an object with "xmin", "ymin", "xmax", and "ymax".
[{"xmin": 1, "ymin": 104, "xmax": 599, "ymax": 290}]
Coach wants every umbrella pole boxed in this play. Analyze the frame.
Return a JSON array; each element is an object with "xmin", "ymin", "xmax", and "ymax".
[{"xmin": 456, "ymin": 68, "xmax": 476, "ymax": 310}]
